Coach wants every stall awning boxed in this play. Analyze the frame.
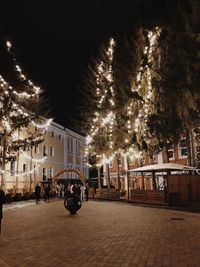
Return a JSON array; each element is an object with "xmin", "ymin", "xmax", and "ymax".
[{"xmin": 128, "ymin": 163, "xmax": 196, "ymax": 173}]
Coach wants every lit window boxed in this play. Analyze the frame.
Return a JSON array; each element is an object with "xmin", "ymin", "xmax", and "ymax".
[
  {"xmin": 67, "ymin": 137, "xmax": 73, "ymax": 152},
  {"xmin": 50, "ymin": 146, "xmax": 54, "ymax": 157},
  {"xmin": 49, "ymin": 167, "xmax": 54, "ymax": 178}
]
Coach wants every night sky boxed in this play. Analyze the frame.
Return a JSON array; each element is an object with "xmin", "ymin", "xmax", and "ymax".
[{"xmin": 0, "ymin": 0, "xmax": 150, "ymax": 130}]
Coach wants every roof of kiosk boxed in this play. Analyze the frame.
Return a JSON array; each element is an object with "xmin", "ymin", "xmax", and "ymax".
[{"xmin": 128, "ymin": 163, "xmax": 196, "ymax": 173}]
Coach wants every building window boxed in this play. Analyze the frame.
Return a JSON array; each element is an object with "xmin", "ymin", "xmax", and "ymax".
[
  {"xmin": 58, "ymin": 134, "xmax": 62, "ymax": 140},
  {"xmin": 43, "ymin": 168, "xmax": 47, "ymax": 181},
  {"xmin": 178, "ymin": 138, "xmax": 188, "ymax": 158},
  {"xmin": 167, "ymin": 142, "xmax": 174, "ymax": 160},
  {"xmin": 49, "ymin": 167, "xmax": 54, "ymax": 178},
  {"xmin": 43, "ymin": 145, "xmax": 48, "ymax": 157},
  {"xmin": 10, "ymin": 161, "xmax": 15, "ymax": 176},
  {"xmin": 23, "ymin": 164, "xmax": 27, "ymax": 173},
  {"xmin": 67, "ymin": 137, "xmax": 70, "ymax": 151},
  {"xmin": 76, "ymin": 141, "xmax": 80, "ymax": 154},
  {"xmin": 109, "ymin": 160, "xmax": 113, "ymax": 167},
  {"xmin": 67, "ymin": 137, "xmax": 73, "ymax": 153},
  {"xmin": 52, "ymin": 131, "xmax": 54, "ymax": 138},
  {"xmin": 34, "ymin": 144, "xmax": 39, "ymax": 154},
  {"xmin": 50, "ymin": 146, "xmax": 54, "ymax": 157}
]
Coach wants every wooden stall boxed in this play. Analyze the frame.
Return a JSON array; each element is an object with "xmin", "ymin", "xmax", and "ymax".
[{"xmin": 128, "ymin": 163, "xmax": 198, "ymax": 205}]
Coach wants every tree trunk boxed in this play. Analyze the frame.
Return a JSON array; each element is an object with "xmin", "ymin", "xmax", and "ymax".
[
  {"xmin": 107, "ymin": 163, "xmax": 110, "ymax": 190},
  {"xmin": 139, "ymin": 158, "xmax": 145, "ymax": 189},
  {"xmin": 162, "ymin": 144, "xmax": 169, "ymax": 163},
  {"xmin": 186, "ymin": 127, "xmax": 192, "ymax": 166},
  {"xmin": 116, "ymin": 154, "xmax": 121, "ymax": 190},
  {"xmin": 1, "ymin": 131, "xmax": 7, "ymax": 189},
  {"xmin": 152, "ymin": 171, "xmax": 157, "ymax": 190},
  {"xmin": 29, "ymin": 146, "xmax": 33, "ymax": 192},
  {"xmin": 97, "ymin": 167, "xmax": 102, "ymax": 189},
  {"xmin": 15, "ymin": 151, "xmax": 19, "ymax": 192},
  {"xmin": 127, "ymin": 160, "xmax": 130, "ymax": 200}
]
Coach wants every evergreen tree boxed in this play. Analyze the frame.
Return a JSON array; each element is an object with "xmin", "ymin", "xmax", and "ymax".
[
  {"xmin": 147, "ymin": 0, "xmax": 200, "ymax": 162},
  {"xmin": 84, "ymin": 38, "xmax": 116, "ymax": 188}
]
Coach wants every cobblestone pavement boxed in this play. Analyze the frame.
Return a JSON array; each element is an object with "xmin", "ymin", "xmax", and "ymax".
[{"xmin": 0, "ymin": 199, "xmax": 200, "ymax": 267}]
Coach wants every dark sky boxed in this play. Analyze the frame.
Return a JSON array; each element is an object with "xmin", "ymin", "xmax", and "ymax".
[{"xmin": 0, "ymin": 0, "xmax": 149, "ymax": 129}]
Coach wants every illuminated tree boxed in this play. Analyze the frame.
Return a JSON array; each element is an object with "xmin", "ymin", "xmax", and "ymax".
[
  {"xmin": 0, "ymin": 40, "xmax": 51, "ymax": 189},
  {"xmin": 146, "ymin": 0, "xmax": 200, "ymax": 163},
  {"xmin": 84, "ymin": 38, "xmax": 117, "ymax": 189}
]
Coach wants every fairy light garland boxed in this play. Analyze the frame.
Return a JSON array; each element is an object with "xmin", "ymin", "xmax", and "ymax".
[
  {"xmin": 0, "ymin": 40, "xmax": 53, "ymax": 182},
  {"xmin": 123, "ymin": 27, "xmax": 161, "ymax": 161},
  {"xmin": 6, "ymin": 40, "xmax": 42, "ymax": 98},
  {"xmin": 0, "ymin": 164, "xmax": 40, "ymax": 177},
  {"xmin": 31, "ymin": 118, "xmax": 53, "ymax": 129},
  {"xmin": 85, "ymin": 28, "xmax": 161, "ymax": 167},
  {"xmin": 85, "ymin": 38, "xmax": 116, "ymax": 163},
  {"xmin": 23, "ymin": 152, "xmax": 47, "ymax": 163}
]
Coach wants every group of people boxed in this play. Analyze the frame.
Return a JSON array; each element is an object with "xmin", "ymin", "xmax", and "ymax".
[
  {"xmin": 69, "ymin": 183, "xmax": 88, "ymax": 202},
  {"xmin": 34, "ymin": 183, "xmax": 51, "ymax": 204},
  {"xmin": 57, "ymin": 183, "xmax": 89, "ymax": 201},
  {"xmin": 34, "ymin": 182, "xmax": 89, "ymax": 204}
]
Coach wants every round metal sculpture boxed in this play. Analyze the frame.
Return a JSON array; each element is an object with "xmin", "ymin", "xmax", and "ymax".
[
  {"xmin": 64, "ymin": 196, "xmax": 82, "ymax": 215},
  {"xmin": 52, "ymin": 168, "xmax": 86, "ymax": 215}
]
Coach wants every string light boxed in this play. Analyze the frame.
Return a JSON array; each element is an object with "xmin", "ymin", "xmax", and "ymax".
[
  {"xmin": 31, "ymin": 118, "xmax": 53, "ymax": 129},
  {"xmin": 85, "ymin": 38, "xmax": 116, "ymax": 165},
  {"xmin": 0, "ymin": 40, "xmax": 52, "ymax": 188},
  {"xmin": 124, "ymin": 27, "xmax": 161, "ymax": 161}
]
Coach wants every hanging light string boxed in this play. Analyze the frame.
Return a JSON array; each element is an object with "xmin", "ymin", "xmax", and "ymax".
[
  {"xmin": 31, "ymin": 118, "xmax": 53, "ymax": 129},
  {"xmin": 0, "ymin": 164, "xmax": 41, "ymax": 177},
  {"xmin": 85, "ymin": 28, "xmax": 161, "ymax": 166},
  {"xmin": 23, "ymin": 152, "xmax": 47, "ymax": 163},
  {"xmin": 6, "ymin": 40, "xmax": 41, "ymax": 98},
  {"xmin": 4, "ymin": 41, "xmax": 53, "ymax": 131},
  {"xmin": 0, "ymin": 41, "xmax": 53, "ymax": 170}
]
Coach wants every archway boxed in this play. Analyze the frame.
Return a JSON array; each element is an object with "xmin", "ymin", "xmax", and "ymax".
[{"xmin": 52, "ymin": 168, "xmax": 87, "ymax": 186}]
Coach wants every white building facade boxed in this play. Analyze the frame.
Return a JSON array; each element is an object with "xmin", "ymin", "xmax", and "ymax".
[{"xmin": 2, "ymin": 121, "xmax": 89, "ymax": 193}]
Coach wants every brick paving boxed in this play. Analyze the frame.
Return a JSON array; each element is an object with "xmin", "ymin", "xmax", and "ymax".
[{"xmin": 0, "ymin": 199, "xmax": 200, "ymax": 267}]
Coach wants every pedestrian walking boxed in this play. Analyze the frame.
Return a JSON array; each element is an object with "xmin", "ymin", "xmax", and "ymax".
[
  {"xmin": 0, "ymin": 189, "xmax": 6, "ymax": 236},
  {"xmin": 44, "ymin": 183, "xmax": 51, "ymax": 203},
  {"xmin": 34, "ymin": 183, "xmax": 41, "ymax": 204}
]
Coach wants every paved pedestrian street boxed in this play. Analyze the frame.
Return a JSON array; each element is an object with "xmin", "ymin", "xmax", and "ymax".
[{"xmin": 0, "ymin": 199, "xmax": 200, "ymax": 267}]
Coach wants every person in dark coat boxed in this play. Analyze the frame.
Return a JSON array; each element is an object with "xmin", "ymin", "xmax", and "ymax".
[
  {"xmin": 64, "ymin": 183, "xmax": 82, "ymax": 215},
  {"xmin": 35, "ymin": 183, "xmax": 41, "ymax": 204},
  {"xmin": 0, "ymin": 189, "xmax": 6, "ymax": 235},
  {"xmin": 72, "ymin": 184, "xmax": 81, "ymax": 204},
  {"xmin": 44, "ymin": 183, "xmax": 51, "ymax": 203}
]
